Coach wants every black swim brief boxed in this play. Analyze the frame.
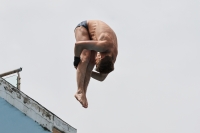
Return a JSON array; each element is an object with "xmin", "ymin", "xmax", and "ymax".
[{"xmin": 75, "ymin": 20, "xmax": 88, "ymax": 30}]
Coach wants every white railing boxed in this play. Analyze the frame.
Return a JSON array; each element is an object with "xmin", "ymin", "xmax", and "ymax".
[{"xmin": 0, "ymin": 68, "xmax": 22, "ymax": 90}]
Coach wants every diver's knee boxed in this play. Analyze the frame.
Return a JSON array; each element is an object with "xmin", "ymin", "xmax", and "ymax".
[
  {"xmin": 81, "ymin": 50, "xmax": 91, "ymax": 63},
  {"xmin": 81, "ymin": 55, "xmax": 91, "ymax": 64}
]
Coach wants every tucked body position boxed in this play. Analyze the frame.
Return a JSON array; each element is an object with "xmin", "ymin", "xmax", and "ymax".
[{"xmin": 74, "ymin": 20, "xmax": 118, "ymax": 108}]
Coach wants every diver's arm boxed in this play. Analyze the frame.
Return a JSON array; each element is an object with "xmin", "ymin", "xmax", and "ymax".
[
  {"xmin": 74, "ymin": 40, "xmax": 109, "ymax": 57},
  {"xmin": 91, "ymin": 71, "xmax": 108, "ymax": 81}
]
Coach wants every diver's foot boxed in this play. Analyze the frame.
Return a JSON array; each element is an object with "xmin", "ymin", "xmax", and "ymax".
[{"xmin": 74, "ymin": 91, "xmax": 88, "ymax": 108}]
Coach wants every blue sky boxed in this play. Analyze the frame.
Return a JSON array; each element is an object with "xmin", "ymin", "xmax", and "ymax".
[{"xmin": 0, "ymin": 0, "xmax": 200, "ymax": 133}]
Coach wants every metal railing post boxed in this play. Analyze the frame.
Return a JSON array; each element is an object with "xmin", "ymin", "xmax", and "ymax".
[{"xmin": 17, "ymin": 72, "xmax": 21, "ymax": 90}]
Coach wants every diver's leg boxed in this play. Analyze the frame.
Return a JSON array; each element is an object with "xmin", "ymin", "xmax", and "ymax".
[{"xmin": 74, "ymin": 26, "xmax": 91, "ymax": 108}]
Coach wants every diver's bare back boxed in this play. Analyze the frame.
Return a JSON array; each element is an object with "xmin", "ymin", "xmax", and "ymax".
[{"xmin": 87, "ymin": 20, "xmax": 118, "ymax": 62}]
